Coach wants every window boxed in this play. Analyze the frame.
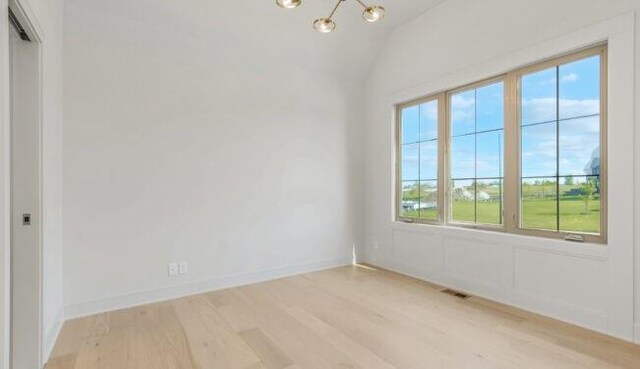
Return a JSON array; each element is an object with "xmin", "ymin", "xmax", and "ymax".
[
  {"xmin": 398, "ymin": 97, "xmax": 443, "ymax": 222},
  {"xmin": 396, "ymin": 45, "xmax": 606, "ymax": 243},
  {"xmin": 519, "ymin": 54, "xmax": 603, "ymax": 235},
  {"xmin": 449, "ymin": 80, "xmax": 505, "ymax": 226}
]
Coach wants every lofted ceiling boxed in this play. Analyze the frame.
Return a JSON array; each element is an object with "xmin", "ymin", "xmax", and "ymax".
[
  {"xmin": 239, "ymin": 0, "xmax": 448, "ymax": 80},
  {"xmin": 264, "ymin": 0, "xmax": 448, "ymax": 79},
  {"xmin": 67, "ymin": 0, "xmax": 447, "ymax": 81}
]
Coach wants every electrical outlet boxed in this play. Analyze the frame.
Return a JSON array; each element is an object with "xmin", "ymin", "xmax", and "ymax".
[
  {"xmin": 168, "ymin": 262, "xmax": 178, "ymax": 277},
  {"xmin": 179, "ymin": 261, "xmax": 188, "ymax": 275}
]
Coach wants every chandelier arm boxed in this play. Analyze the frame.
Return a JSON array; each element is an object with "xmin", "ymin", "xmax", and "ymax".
[
  {"xmin": 327, "ymin": 0, "xmax": 344, "ymax": 19},
  {"xmin": 354, "ymin": 0, "xmax": 369, "ymax": 9}
]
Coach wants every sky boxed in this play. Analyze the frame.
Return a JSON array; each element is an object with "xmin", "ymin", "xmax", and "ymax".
[{"xmin": 401, "ymin": 54, "xmax": 601, "ymax": 185}]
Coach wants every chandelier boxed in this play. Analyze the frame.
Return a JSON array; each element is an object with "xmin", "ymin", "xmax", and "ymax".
[{"xmin": 276, "ymin": 0, "xmax": 386, "ymax": 33}]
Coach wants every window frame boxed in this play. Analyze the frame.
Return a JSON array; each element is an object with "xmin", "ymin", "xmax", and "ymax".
[
  {"xmin": 395, "ymin": 93, "xmax": 446, "ymax": 225},
  {"xmin": 394, "ymin": 44, "xmax": 608, "ymax": 244},
  {"xmin": 445, "ymin": 75, "xmax": 507, "ymax": 231},
  {"xmin": 508, "ymin": 44, "xmax": 608, "ymax": 244}
]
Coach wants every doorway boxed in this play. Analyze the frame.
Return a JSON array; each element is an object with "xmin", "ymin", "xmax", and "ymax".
[{"xmin": 9, "ymin": 3, "xmax": 42, "ymax": 368}]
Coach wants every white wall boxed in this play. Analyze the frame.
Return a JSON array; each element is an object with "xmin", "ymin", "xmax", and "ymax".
[
  {"xmin": 0, "ymin": 0, "xmax": 64, "ymax": 367},
  {"xmin": 62, "ymin": 0, "xmax": 364, "ymax": 318},
  {"xmin": 0, "ymin": 5, "xmax": 10, "ymax": 368},
  {"xmin": 363, "ymin": 0, "xmax": 639, "ymax": 342}
]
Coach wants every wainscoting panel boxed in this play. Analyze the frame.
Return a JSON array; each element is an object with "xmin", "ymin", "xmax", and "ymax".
[
  {"xmin": 514, "ymin": 248, "xmax": 608, "ymax": 312},
  {"xmin": 443, "ymin": 236, "xmax": 512, "ymax": 291},
  {"xmin": 381, "ymin": 223, "xmax": 615, "ymax": 339},
  {"xmin": 391, "ymin": 229, "xmax": 444, "ymax": 278}
]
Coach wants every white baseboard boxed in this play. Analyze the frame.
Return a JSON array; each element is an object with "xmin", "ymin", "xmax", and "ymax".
[
  {"xmin": 65, "ymin": 257, "xmax": 351, "ymax": 320},
  {"xmin": 369, "ymin": 260, "xmax": 632, "ymax": 344},
  {"xmin": 42, "ymin": 307, "xmax": 64, "ymax": 366}
]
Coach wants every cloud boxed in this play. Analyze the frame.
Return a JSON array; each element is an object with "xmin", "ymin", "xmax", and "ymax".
[
  {"xmin": 521, "ymin": 115, "xmax": 599, "ymax": 176},
  {"xmin": 558, "ymin": 117, "xmax": 600, "ymax": 174},
  {"xmin": 561, "ymin": 73, "xmax": 579, "ymax": 83},
  {"xmin": 421, "ymin": 102, "xmax": 438, "ymax": 120},
  {"xmin": 476, "ymin": 159, "xmax": 501, "ymax": 177},
  {"xmin": 522, "ymin": 98, "xmax": 599, "ymax": 123},
  {"xmin": 451, "ymin": 94, "xmax": 475, "ymax": 124},
  {"xmin": 558, "ymin": 99, "xmax": 599, "ymax": 119},
  {"xmin": 451, "ymin": 94, "xmax": 475, "ymax": 109}
]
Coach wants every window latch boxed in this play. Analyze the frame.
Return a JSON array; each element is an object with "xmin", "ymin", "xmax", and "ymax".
[{"xmin": 564, "ymin": 233, "xmax": 585, "ymax": 242}]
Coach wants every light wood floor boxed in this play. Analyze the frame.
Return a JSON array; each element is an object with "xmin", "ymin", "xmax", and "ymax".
[{"xmin": 47, "ymin": 265, "xmax": 640, "ymax": 369}]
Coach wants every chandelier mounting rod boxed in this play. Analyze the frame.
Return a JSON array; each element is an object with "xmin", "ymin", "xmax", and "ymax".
[
  {"xmin": 275, "ymin": 0, "xmax": 386, "ymax": 33},
  {"xmin": 327, "ymin": 0, "xmax": 345, "ymax": 20}
]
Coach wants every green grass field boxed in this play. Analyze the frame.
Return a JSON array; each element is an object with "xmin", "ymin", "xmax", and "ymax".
[
  {"xmin": 522, "ymin": 198, "xmax": 600, "ymax": 233},
  {"xmin": 401, "ymin": 208, "xmax": 438, "ymax": 220},
  {"xmin": 401, "ymin": 198, "xmax": 600, "ymax": 233},
  {"xmin": 401, "ymin": 180, "xmax": 600, "ymax": 233},
  {"xmin": 452, "ymin": 200, "xmax": 501, "ymax": 224}
]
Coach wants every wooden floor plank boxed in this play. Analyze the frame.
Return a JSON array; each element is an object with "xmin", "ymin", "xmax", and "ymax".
[
  {"xmin": 172, "ymin": 295, "xmax": 262, "ymax": 369},
  {"xmin": 47, "ymin": 265, "xmax": 640, "ymax": 369},
  {"xmin": 239, "ymin": 328, "xmax": 293, "ymax": 369}
]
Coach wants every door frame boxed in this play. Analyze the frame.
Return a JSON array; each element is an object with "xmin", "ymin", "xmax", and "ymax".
[{"xmin": 1, "ymin": 0, "xmax": 44, "ymax": 368}]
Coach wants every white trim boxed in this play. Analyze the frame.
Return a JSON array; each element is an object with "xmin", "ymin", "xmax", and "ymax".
[
  {"xmin": 7, "ymin": 1, "xmax": 45, "ymax": 367},
  {"xmin": 65, "ymin": 257, "xmax": 351, "ymax": 320},
  {"xmin": 378, "ymin": 12, "xmax": 635, "ymax": 342},
  {"xmin": 1, "ymin": 2, "xmax": 46, "ymax": 368},
  {"xmin": 387, "ymin": 12, "xmax": 634, "ymax": 106},
  {"xmin": 42, "ymin": 307, "xmax": 63, "ymax": 365},
  {"xmin": 8, "ymin": 0, "xmax": 44, "ymax": 42},
  {"xmin": 371, "ymin": 260, "xmax": 629, "ymax": 342},
  {"xmin": 1, "ymin": 4, "xmax": 11, "ymax": 368},
  {"xmin": 390, "ymin": 221, "xmax": 609, "ymax": 260}
]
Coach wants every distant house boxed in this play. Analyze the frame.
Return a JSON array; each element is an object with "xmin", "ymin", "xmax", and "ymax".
[
  {"xmin": 458, "ymin": 190, "xmax": 490, "ymax": 201},
  {"xmin": 565, "ymin": 188, "xmax": 586, "ymax": 196},
  {"xmin": 583, "ymin": 146, "xmax": 601, "ymax": 193},
  {"xmin": 419, "ymin": 201, "xmax": 437, "ymax": 209},
  {"xmin": 477, "ymin": 191, "xmax": 491, "ymax": 201},
  {"xmin": 401, "ymin": 201, "xmax": 418, "ymax": 211},
  {"xmin": 402, "ymin": 201, "xmax": 436, "ymax": 210},
  {"xmin": 584, "ymin": 146, "xmax": 600, "ymax": 176}
]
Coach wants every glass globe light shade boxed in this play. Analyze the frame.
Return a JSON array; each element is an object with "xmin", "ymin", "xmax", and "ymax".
[
  {"xmin": 313, "ymin": 18, "xmax": 336, "ymax": 33},
  {"xmin": 362, "ymin": 5, "xmax": 385, "ymax": 23},
  {"xmin": 276, "ymin": 0, "xmax": 301, "ymax": 9}
]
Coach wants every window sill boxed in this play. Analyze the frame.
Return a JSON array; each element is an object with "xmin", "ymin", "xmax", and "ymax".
[{"xmin": 390, "ymin": 220, "xmax": 608, "ymax": 260}]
